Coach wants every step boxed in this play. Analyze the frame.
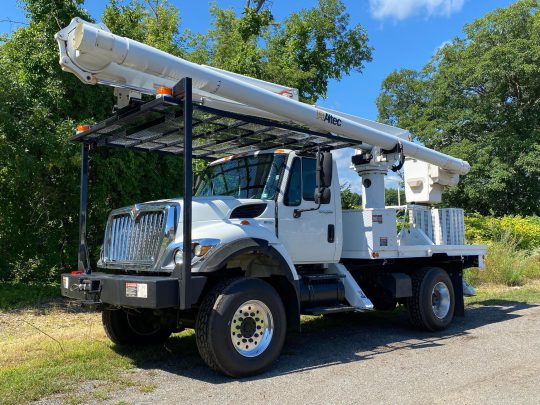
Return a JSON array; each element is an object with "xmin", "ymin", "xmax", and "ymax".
[
  {"xmin": 301, "ymin": 273, "xmax": 345, "ymax": 282},
  {"xmin": 303, "ymin": 304, "xmax": 357, "ymax": 316}
]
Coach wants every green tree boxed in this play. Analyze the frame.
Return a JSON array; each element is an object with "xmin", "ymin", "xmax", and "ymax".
[
  {"xmin": 340, "ymin": 183, "xmax": 361, "ymax": 209},
  {"xmin": 0, "ymin": 0, "xmax": 183, "ymax": 282},
  {"xmin": 384, "ymin": 188, "xmax": 405, "ymax": 206},
  {"xmin": 0, "ymin": 0, "xmax": 373, "ymax": 282},
  {"xmin": 377, "ymin": 0, "xmax": 540, "ymax": 216},
  {"xmin": 193, "ymin": 0, "xmax": 372, "ymax": 102}
]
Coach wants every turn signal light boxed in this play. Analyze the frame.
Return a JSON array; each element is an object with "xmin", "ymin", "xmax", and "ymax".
[
  {"xmin": 76, "ymin": 124, "xmax": 91, "ymax": 134},
  {"xmin": 156, "ymin": 86, "xmax": 173, "ymax": 97}
]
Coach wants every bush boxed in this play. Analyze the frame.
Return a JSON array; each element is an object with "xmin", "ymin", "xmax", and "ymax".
[
  {"xmin": 466, "ymin": 231, "xmax": 540, "ymax": 287},
  {"xmin": 465, "ymin": 214, "xmax": 540, "ymax": 250}
]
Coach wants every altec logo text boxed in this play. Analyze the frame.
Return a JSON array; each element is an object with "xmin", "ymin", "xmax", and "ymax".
[{"xmin": 316, "ymin": 110, "xmax": 342, "ymax": 127}]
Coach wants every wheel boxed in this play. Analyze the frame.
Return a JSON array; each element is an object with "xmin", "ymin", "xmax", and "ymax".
[
  {"xmin": 407, "ymin": 267, "xmax": 455, "ymax": 331},
  {"xmin": 195, "ymin": 278, "xmax": 287, "ymax": 377},
  {"xmin": 102, "ymin": 308, "xmax": 172, "ymax": 346}
]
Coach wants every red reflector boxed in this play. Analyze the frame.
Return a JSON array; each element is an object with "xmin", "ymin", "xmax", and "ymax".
[{"xmin": 71, "ymin": 270, "xmax": 83, "ymax": 275}]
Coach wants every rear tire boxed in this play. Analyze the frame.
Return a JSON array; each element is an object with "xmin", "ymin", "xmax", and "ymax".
[
  {"xmin": 195, "ymin": 278, "xmax": 286, "ymax": 377},
  {"xmin": 102, "ymin": 309, "xmax": 172, "ymax": 346},
  {"xmin": 407, "ymin": 267, "xmax": 455, "ymax": 331}
]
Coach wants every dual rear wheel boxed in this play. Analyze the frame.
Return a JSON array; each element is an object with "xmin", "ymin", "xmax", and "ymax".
[{"xmin": 407, "ymin": 267, "xmax": 455, "ymax": 331}]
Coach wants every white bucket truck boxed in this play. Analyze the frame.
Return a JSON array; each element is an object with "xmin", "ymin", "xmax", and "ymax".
[{"xmin": 57, "ymin": 18, "xmax": 485, "ymax": 377}]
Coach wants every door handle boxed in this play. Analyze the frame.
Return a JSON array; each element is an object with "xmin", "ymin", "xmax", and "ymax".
[{"xmin": 319, "ymin": 210, "xmax": 333, "ymax": 214}]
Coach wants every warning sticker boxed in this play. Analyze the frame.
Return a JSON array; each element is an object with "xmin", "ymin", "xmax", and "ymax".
[
  {"xmin": 380, "ymin": 237, "xmax": 388, "ymax": 247},
  {"xmin": 125, "ymin": 282, "xmax": 148, "ymax": 298},
  {"xmin": 63, "ymin": 276, "xmax": 69, "ymax": 289}
]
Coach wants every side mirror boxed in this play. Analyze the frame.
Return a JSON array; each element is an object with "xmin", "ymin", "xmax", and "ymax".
[
  {"xmin": 314, "ymin": 187, "xmax": 331, "ymax": 205},
  {"xmin": 319, "ymin": 151, "xmax": 333, "ymax": 188}
]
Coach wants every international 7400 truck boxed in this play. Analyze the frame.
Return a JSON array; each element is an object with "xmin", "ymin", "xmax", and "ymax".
[{"xmin": 56, "ymin": 18, "xmax": 486, "ymax": 377}]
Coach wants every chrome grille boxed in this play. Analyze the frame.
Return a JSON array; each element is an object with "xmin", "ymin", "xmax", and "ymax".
[{"xmin": 103, "ymin": 207, "xmax": 169, "ymax": 268}]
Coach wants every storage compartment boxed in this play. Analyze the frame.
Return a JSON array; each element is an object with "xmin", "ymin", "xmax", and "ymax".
[{"xmin": 342, "ymin": 208, "xmax": 398, "ymax": 257}]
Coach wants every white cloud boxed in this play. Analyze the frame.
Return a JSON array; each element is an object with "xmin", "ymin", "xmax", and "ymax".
[{"xmin": 369, "ymin": 0, "xmax": 465, "ymax": 21}]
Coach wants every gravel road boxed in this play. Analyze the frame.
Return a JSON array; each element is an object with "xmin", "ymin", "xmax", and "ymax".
[{"xmin": 55, "ymin": 302, "xmax": 540, "ymax": 404}]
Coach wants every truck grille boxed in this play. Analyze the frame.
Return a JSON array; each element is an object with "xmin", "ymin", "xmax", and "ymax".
[{"xmin": 101, "ymin": 204, "xmax": 177, "ymax": 269}]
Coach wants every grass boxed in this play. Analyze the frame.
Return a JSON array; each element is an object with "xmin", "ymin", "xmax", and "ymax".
[
  {"xmin": 0, "ymin": 282, "xmax": 60, "ymax": 310},
  {"xmin": 0, "ymin": 303, "xmax": 194, "ymax": 405},
  {"xmin": 0, "ymin": 307, "xmax": 131, "ymax": 404},
  {"xmin": 465, "ymin": 279, "xmax": 540, "ymax": 305},
  {"xmin": 1, "ymin": 278, "xmax": 539, "ymax": 404},
  {"xmin": 465, "ymin": 233, "xmax": 540, "ymax": 287}
]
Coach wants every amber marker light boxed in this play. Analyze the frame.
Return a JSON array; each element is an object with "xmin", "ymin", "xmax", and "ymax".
[
  {"xmin": 156, "ymin": 86, "xmax": 173, "ymax": 97},
  {"xmin": 76, "ymin": 124, "xmax": 91, "ymax": 134}
]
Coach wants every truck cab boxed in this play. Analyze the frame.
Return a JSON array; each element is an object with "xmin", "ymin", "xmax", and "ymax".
[{"xmin": 193, "ymin": 150, "xmax": 342, "ymax": 264}]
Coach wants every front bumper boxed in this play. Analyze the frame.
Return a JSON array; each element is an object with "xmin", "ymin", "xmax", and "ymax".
[{"xmin": 61, "ymin": 272, "xmax": 181, "ymax": 308}]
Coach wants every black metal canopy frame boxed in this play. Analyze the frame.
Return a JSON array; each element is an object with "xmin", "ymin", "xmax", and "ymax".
[{"xmin": 74, "ymin": 77, "xmax": 362, "ymax": 309}]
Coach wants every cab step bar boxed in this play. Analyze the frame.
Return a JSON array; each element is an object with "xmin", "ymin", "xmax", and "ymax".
[{"xmin": 303, "ymin": 305, "xmax": 357, "ymax": 316}]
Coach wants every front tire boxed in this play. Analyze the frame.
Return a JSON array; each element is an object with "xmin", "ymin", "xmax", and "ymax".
[
  {"xmin": 102, "ymin": 309, "xmax": 172, "ymax": 346},
  {"xmin": 407, "ymin": 267, "xmax": 455, "ymax": 331},
  {"xmin": 195, "ymin": 278, "xmax": 286, "ymax": 377}
]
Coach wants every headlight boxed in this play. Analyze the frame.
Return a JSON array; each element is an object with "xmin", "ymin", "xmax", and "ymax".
[
  {"xmin": 192, "ymin": 239, "xmax": 220, "ymax": 258},
  {"xmin": 172, "ymin": 239, "xmax": 220, "ymax": 266}
]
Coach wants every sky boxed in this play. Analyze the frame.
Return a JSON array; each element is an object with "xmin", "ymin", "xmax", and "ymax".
[{"xmin": 1, "ymin": 0, "xmax": 516, "ymax": 193}]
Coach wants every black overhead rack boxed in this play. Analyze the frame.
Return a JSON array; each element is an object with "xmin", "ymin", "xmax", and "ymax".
[
  {"xmin": 70, "ymin": 94, "xmax": 362, "ymax": 160},
  {"xmin": 73, "ymin": 77, "xmax": 361, "ymax": 310}
]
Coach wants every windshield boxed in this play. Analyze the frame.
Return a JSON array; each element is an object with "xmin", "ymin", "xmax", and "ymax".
[{"xmin": 195, "ymin": 154, "xmax": 287, "ymax": 200}]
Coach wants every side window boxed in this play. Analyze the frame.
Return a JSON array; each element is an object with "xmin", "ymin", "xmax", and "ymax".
[
  {"xmin": 284, "ymin": 158, "xmax": 301, "ymax": 206},
  {"xmin": 302, "ymin": 158, "xmax": 316, "ymax": 201}
]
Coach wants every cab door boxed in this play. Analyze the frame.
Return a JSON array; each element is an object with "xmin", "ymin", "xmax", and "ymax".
[{"xmin": 277, "ymin": 155, "xmax": 337, "ymax": 263}]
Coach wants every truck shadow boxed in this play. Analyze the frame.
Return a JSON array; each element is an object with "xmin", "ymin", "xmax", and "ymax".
[{"xmin": 117, "ymin": 300, "xmax": 537, "ymax": 383}]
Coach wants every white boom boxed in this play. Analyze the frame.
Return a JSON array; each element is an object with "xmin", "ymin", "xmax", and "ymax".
[{"xmin": 55, "ymin": 18, "xmax": 470, "ymax": 175}]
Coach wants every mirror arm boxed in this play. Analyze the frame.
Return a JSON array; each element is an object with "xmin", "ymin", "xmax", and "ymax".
[{"xmin": 293, "ymin": 200, "xmax": 322, "ymax": 218}]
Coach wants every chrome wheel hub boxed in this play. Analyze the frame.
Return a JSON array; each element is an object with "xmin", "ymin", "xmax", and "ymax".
[
  {"xmin": 230, "ymin": 300, "xmax": 273, "ymax": 357},
  {"xmin": 431, "ymin": 282, "xmax": 451, "ymax": 319}
]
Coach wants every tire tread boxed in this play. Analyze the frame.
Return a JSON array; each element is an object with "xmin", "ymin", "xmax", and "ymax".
[
  {"xmin": 407, "ymin": 267, "xmax": 431, "ymax": 330},
  {"xmin": 195, "ymin": 278, "xmax": 239, "ymax": 372}
]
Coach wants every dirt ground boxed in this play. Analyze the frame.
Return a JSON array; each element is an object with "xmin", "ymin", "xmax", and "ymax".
[{"xmin": 34, "ymin": 301, "xmax": 540, "ymax": 405}]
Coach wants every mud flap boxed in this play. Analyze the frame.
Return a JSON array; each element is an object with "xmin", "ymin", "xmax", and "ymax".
[{"xmin": 450, "ymin": 271, "xmax": 465, "ymax": 317}]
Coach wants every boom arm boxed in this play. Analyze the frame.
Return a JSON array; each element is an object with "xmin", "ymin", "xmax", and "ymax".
[{"xmin": 55, "ymin": 18, "xmax": 470, "ymax": 176}]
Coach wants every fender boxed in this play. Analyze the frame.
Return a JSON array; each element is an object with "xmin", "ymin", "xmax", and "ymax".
[
  {"xmin": 189, "ymin": 220, "xmax": 299, "ymax": 280},
  {"xmin": 195, "ymin": 237, "xmax": 301, "ymax": 331},
  {"xmin": 197, "ymin": 238, "xmax": 294, "ymax": 280}
]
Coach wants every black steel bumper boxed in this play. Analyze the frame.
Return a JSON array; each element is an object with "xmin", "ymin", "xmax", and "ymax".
[{"xmin": 60, "ymin": 272, "xmax": 206, "ymax": 309}]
